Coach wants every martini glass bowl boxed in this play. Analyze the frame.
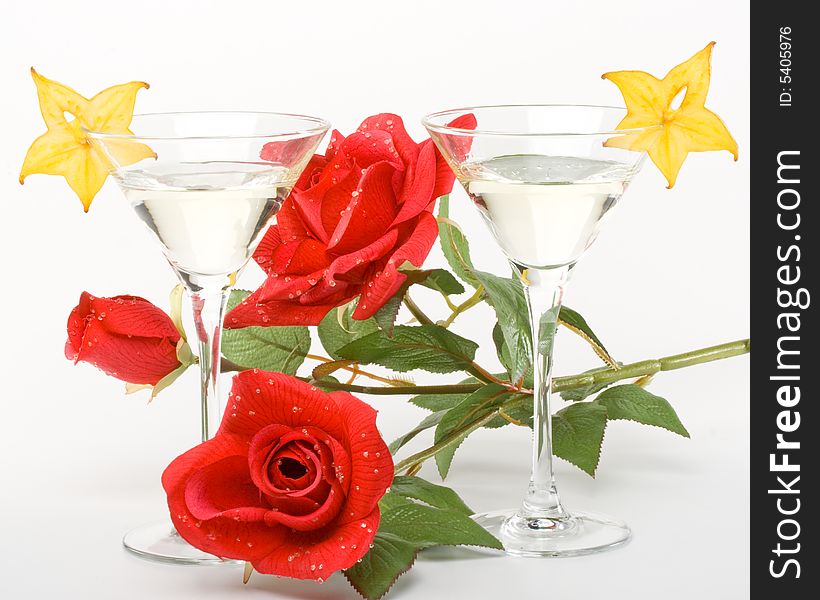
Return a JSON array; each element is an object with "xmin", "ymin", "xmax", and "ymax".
[
  {"xmin": 86, "ymin": 111, "xmax": 329, "ymax": 564},
  {"xmin": 424, "ymin": 105, "xmax": 656, "ymax": 557}
]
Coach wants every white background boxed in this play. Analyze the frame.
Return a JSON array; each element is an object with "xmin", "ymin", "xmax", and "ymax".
[{"xmin": 0, "ymin": 1, "xmax": 749, "ymax": 599}]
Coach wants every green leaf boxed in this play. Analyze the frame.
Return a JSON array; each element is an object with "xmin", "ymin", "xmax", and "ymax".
[
  {"xmin": 378, "ymin": 491, "xmax": 416, "ymax": 512},
  {"xmin": 409, "ymin": 375, "xmax": 482, "ymax": 412},
  {"xmin": 595, "ymin": 384, "xmax": 690, "ymax": 437},
  {"xmin": 317, "ymin": 301, "xmax": 379, "ymax": 360},
  {"xmin": 474, "ymin": 271, "xmax": 531, "ymax": 382},
  {"xmin": 379, "ymin": 503, "xmax": 503, "ymax": 550},
  {"xmin": 437, "ymin": 195, "xmax": 479, "ymax": 287},
  {"xmin": 222, "ymin": 292, "xmax": 310, "ymax": 374},
  {"xmin": 389, "ymin": 476, "xmax": 473, "ymax": 515},
  {"xmin": 311, "ymin": 374, "xmax": 342, "ymax": 393},
  {"xmin": 226, "ymin": 289, "xmax": 250, "ymax": 312},
  {"xmin": 344, "ymin": 476, "xmax": 497, "ymax": 599},
  {"xmin": 498, "ymin": 395, "xmax": 534, "ymax": 427},
  {"xmin": 337, "ymin": 325, "xmax": 479, "ymax": 375},
  {"xmin": 552, "ymin": 402, "xmax": 608, "ymax": 476},
  {"xmin": 434, "ymin": 384, "xmax": 511, "ymax": 478},
  {"xmin": 373, "ymin": 294, "xmax": 403, "ymax": 335},
  {"xmin": 416, "ymin": 268, "xmax": 465, "ymax": 296},
  {"xmin": 559, "ymin": 305, "xmax": 615, "ymax": 366},
  {"xmin": 343, "ymin": 532, "xmax": 418, "ymax": 600},
  {"xmin": 388, "ymin": 410, "xmax": 447, "ymax": 455},
  {"xmin": 409, "ymin": 392, "xmax": 468, "ymax": 412},
  {"xmin": 492, "ymin": 322, "xmax": 513, "ymax": 377}
]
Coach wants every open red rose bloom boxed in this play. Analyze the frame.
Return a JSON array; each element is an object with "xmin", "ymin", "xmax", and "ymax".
[
  {"xmin": 65, "ymin": 291, "xmax": 181, "ymax": 385},
  {"xmin": 225, "ymin": 113, "xmax": 470, "ymax": 327},
  {"xmin": 162, "ymin": 371, "xmax": 393, "ymax": 579}
]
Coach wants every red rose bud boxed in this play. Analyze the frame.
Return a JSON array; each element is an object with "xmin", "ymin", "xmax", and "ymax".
[
  {"xmin": 65, "ymin": 292, "xmax": 182, "ymax": 385},
  {"xmin": 225, "ymin": 113, "xmax": 463, "ymax": 327},
  {"xmin": 162, "ymin": 371, "xmax": 393, "ymax": 579}
]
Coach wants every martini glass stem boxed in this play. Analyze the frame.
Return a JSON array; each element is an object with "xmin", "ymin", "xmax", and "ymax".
[
  {"xmin": 520, "ymin": 265, "xmax": 572, "ymax": 520},
  {"xmin": 190, "ymin": 285, "xmax": 230, "ymax": 443}
]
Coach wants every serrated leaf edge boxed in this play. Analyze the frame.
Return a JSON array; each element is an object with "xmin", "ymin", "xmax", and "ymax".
[
  {"xmin": 343, "ymin": 540, "xmax": 418, "ymax": 600},
  {"xmin": 553, "ymin": 406, "xmax": 608, "ymax": 478}
]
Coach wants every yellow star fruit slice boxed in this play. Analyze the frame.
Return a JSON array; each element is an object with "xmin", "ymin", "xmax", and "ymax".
[
  {"xmin": 20, "ymin": 69, "xmax": 154, "ymax": 211},
  {"xmin": 603, "ymin": 42, "xmax": 738, "ymax": 188}
]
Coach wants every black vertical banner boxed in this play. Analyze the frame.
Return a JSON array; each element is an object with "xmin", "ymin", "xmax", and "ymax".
[{"xmin": 751, "ymin": 6, "xmax": 814, "ymax": 599}]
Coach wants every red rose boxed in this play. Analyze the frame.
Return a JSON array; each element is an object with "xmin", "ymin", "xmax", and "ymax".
[
  {"xmin": 162, "ymin": 370, "xmax": 393, "ymax": 580},
  {"xmin": 225, "ymin": 113, "xmax": 465, "ymax": 327},
  {"xmin": 65, "ymin": 291, "xmax": 181, "ymax": 385}
]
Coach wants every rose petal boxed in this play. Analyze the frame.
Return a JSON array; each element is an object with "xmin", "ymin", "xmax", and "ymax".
[
  {"xmin": 224, "ymin": 287, "xmax": 342, "ymax": 328},
  {"xmin": 91, "ymin": 294, "xmax": 180, "ymax": 340},
  {"xmin": 219, "ymin": 371, "xmax": 351, "ymax": 443},
  {"xmin": 257, "ymin": 269, "xmax": 325, "ymax": 302},
  {"xmin": 263, "ymin": 434, "xmax": 345, "ymax": 531},
  {"xmin": 325, "ymin": 130, "xmax": 345, "ymax": 161},
  {"xmin": 270, "ymin": 444, "xmax": 315, "ymax": 490},
  {"xmin": 427, "ymin": 137, "xmax": 459, "ymax": 201},
  {"xmin": 264, "ymin": 477, "xmax": 344, "ymax": 531},
  {"xmin": 327, "ymin": 161, "xmax": 398, "ymax": 254},
  {"xmin": 162, "ymin": 435, "xmax": 286, "ymax": 561},
  {"xmin": 75, "ymin": 316, "xmax": 180, "ymax": 384},
  {"xmin": 295, "ymin": 154, "xmax": 329, "ymax": 191},
  {"xmin": 269, "ymin": 239, "xmax": 329, "ymax": 276},
  {"xmin": 357, "ymin": 113, "xmax": 418, "ymax": 167},
  {"xmin": 65, "ymin": 304, "xmax": 85, "ymax": 360},
  {"xmin": 252, "ymin": 225, "xmax": 283, "ymax": 275},
  {"xmin": 319, "ymin": 165, "xmax": 361, "ymax": 241},
  {"xmin": 352, "ymin": 211, "xmax": 438, "ymax": 320},
  {"xmin": 249, "ymin": 426, "xmax": 323, "ymax": 498},
  {"xmin": 295, "ymin": 274, "xmax": 355, "ymax": 305},
  {"xmin": 328, "ymin": 390, "xmax": 393, "ymax": 523},
  {"xmin": 342, "ymin": 129, "xmax": 404, "ymax": 172},
  {"xmin": 392, "ymin": 139, "xmax": 437, "ymax": 225},
  {"xmin": 184, "ymin": 455, "xmax": 268, "ymax": 522},
  {"xmin": 293, "ymin": 150, "xmax": 356, "ymax": 243},
  {"xmin": 260, "ymin": 137, "xmax": 320, "ymax": 167},
  {"xmin": 325, "ymin": 228, "xmax": 399, "ymax": 282},
  {"xmin": 252, "ymin": 508, "xmax": 381, "ymax": 580}
]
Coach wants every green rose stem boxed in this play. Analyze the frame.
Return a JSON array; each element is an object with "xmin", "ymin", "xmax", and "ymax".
[
  {"xmin": 440, "ymin": 285, "xmax": 485, "ymax": 328},
  {"xmin": 392, "ymin": 338, "xmax": 750, "ymax": 475},
  {"xmin": 402, "ymin": 294, "xmax": 434, "ymax": 326},
  {"xmin": 552, "ymin": 338, "xmax": 750, "ymax": 393},
  {"xmin": 225, "ymin": 338, "xmax": 748, "ymax": 398}
]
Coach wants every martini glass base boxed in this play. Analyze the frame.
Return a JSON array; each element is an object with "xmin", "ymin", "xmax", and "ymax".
[
  {"xmin": 123, "ymin": 520, "xmax": 242, "ymax": 566},
  {"xmin": 472, "ymin": 509, "xmax": 631, "ymax": 557}
]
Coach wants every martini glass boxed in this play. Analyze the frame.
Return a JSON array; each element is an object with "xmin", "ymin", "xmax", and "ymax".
[
  {"xmin": 86, "ymin": 111, "xmax": 329, "ymax": 564},
  {"xmin": 424, "ymin": 105, "xmax": 656, "ymax": 557}
]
